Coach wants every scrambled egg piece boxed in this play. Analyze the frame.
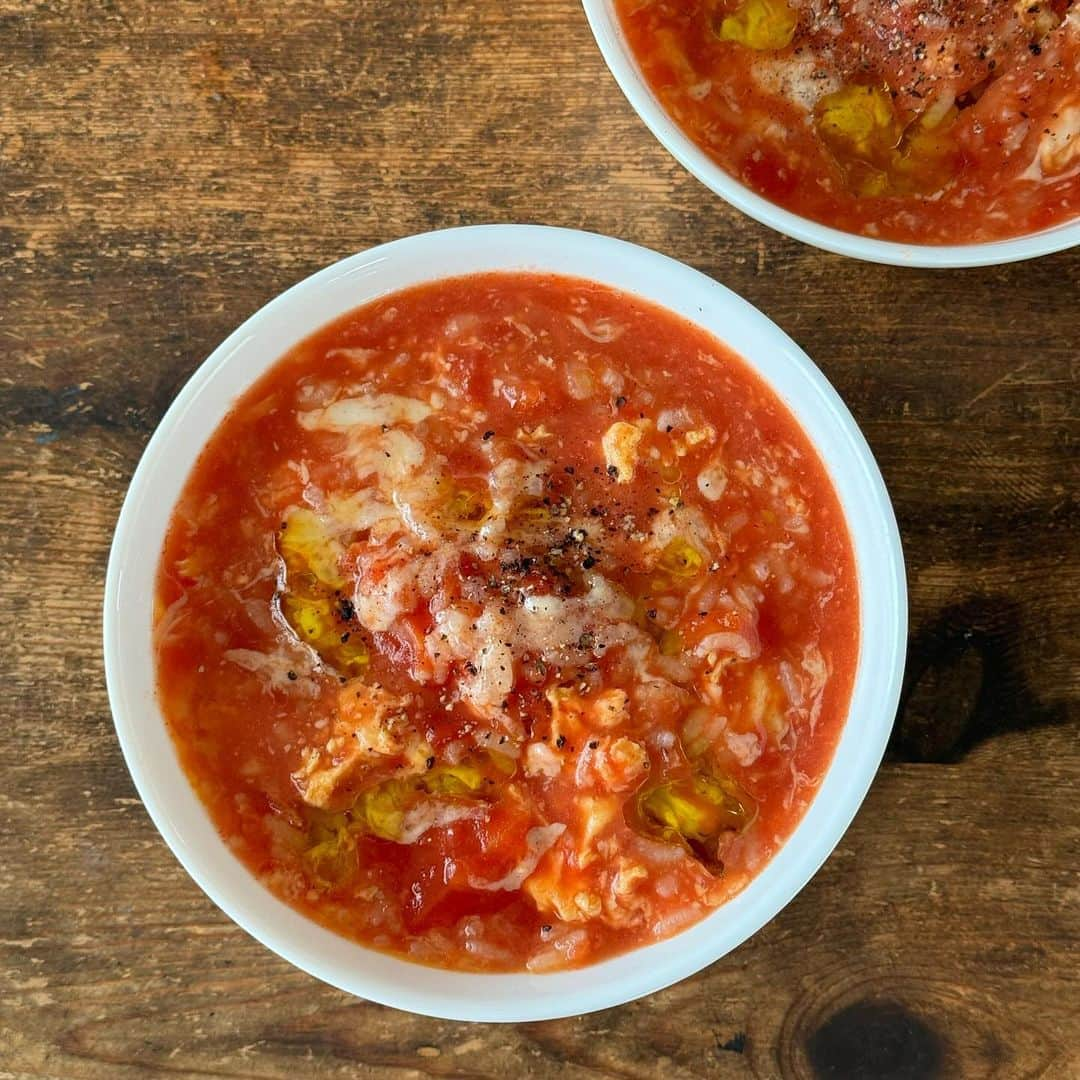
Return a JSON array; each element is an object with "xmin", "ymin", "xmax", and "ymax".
[
  {"xmin": 1039, "ymin": 103, "xmax": 1080, "ymax": 177},
  {"xmin": 601, "ymin": 420, "xmax": 643, "ymax": 483},
  {"xmin": 578, "ymin": 736, "xmax": 650, "ymax": 792},
  {"xmin": 671, "ymin": 424, "xmax": 717, "ymax": 459},
  {"xmin": 525, "ymin": 805, "xmax": 652, "ymax": 929},
  {"xmin": 524, "ymin": 741, "xmax": 563, "ymax": 778},
  {"xmin": 1015, "ymin": 0, "xmax": 1062, "ymax": 36},
  {"xmin": 576, "ymin": 794, "xmax": 621, "ymax": 867},
  {"xmin": 736, "ymin": 666, "xmax": 789, "ymax": 738},
  {"xmin": 547, "ymin": 687, "xmax": 631, "ymax": 743},
  {"xmin": 525, "ymin": 847, "xmax": 604, "ymax": 922},
  {"xmin": 292, "ymin": 683, "xmax": 414, "ymax": 808},
  {"xmin": 715, "ymin": 0, "xmax": 797, "ymax": 51},
  {"xmin": 525, "ymin": 796, "xmax": 620, "ymax": 918},
  {"xmin": 339, "ymin": 682, "xmax": 415, "ymax": 756}
]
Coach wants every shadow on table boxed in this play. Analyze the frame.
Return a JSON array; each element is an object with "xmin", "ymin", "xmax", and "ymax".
[{"xmin": 888, "ymin": 595, "xmax": 1070, "ymax": 763}]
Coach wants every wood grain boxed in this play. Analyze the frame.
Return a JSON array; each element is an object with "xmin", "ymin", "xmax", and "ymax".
[{"xmin": 1, "ymin": 2, "xmax": 1077, "ymax": 1077}]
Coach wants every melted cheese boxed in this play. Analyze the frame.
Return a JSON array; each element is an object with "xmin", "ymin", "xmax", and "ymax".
[{"xmin": 298, "ymin": 393, "xmax": 434, "ymax": 432}]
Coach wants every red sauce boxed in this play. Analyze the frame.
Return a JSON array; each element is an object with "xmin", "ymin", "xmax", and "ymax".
[
  {"xmin": 615, "ymin": 0, "xmax": 1079, "ymax": 243},
  {"xmin": 155, "ymin": 273, "xmax": 859, "ymax": 972}
]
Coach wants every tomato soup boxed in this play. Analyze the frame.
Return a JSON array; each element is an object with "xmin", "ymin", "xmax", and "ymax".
[
  {"xmin": 615, "ymin": 0, "xmax": 1079, "ymax": 244},
  {"xmin": 155, "ymin": 273, "xmax": 858, "ymax": 972}
]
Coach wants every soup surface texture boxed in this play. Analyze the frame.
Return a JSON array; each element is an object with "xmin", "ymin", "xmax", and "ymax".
[
  {"xmin": 615, "ymin": 0, "xmax": 1079, "ymax": 243},
  {"xmin": 155, "ymin": 273, "xmax": 859, "ymax": 972}
]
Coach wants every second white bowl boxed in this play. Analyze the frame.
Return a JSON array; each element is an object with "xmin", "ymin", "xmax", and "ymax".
[{"xmin": 582, "ymin": 0, "xmax": 1080, "ymax": 267}]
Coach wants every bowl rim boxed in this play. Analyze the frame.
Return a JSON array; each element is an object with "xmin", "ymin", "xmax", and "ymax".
[
  {"xmin": 580, "ymin": 0, "xmax": 1080, "ymax": 268},
  {"xmin": 104, "ymin": 224, "xmax": 907, "ymax": 1022}
]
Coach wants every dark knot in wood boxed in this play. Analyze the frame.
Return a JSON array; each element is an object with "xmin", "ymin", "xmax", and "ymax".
[{"xmin": 805, "ymin": 999, "xmax": 946, "ymax": 1079}]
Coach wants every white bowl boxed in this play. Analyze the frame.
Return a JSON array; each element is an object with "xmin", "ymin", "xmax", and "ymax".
[
  {"xmin": 582, "ymin": 0, "xmax": 1080, "ymax": 267},
  {"xmin": 104, "ymin": 225, "xmax": 907, "ymax": 1021}
]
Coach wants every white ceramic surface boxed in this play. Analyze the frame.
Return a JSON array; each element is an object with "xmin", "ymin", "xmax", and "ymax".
[
  {"xmin": 581, "ymin": 0, "xmax": 1080, "ymax": 267},
  {"xmin": 104, "ymin": 225, "xmax": 907, "ymax": 1021}
]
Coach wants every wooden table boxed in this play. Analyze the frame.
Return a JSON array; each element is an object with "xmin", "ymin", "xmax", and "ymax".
[{"xmin": 2, "ymin": 3, "xmax": 1077, "ymax": 1077}]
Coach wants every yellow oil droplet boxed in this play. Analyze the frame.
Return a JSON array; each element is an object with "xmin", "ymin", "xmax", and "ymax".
[{"xmin": 658, "ymin": 537, "xmax": 705, "ymax": 578}]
